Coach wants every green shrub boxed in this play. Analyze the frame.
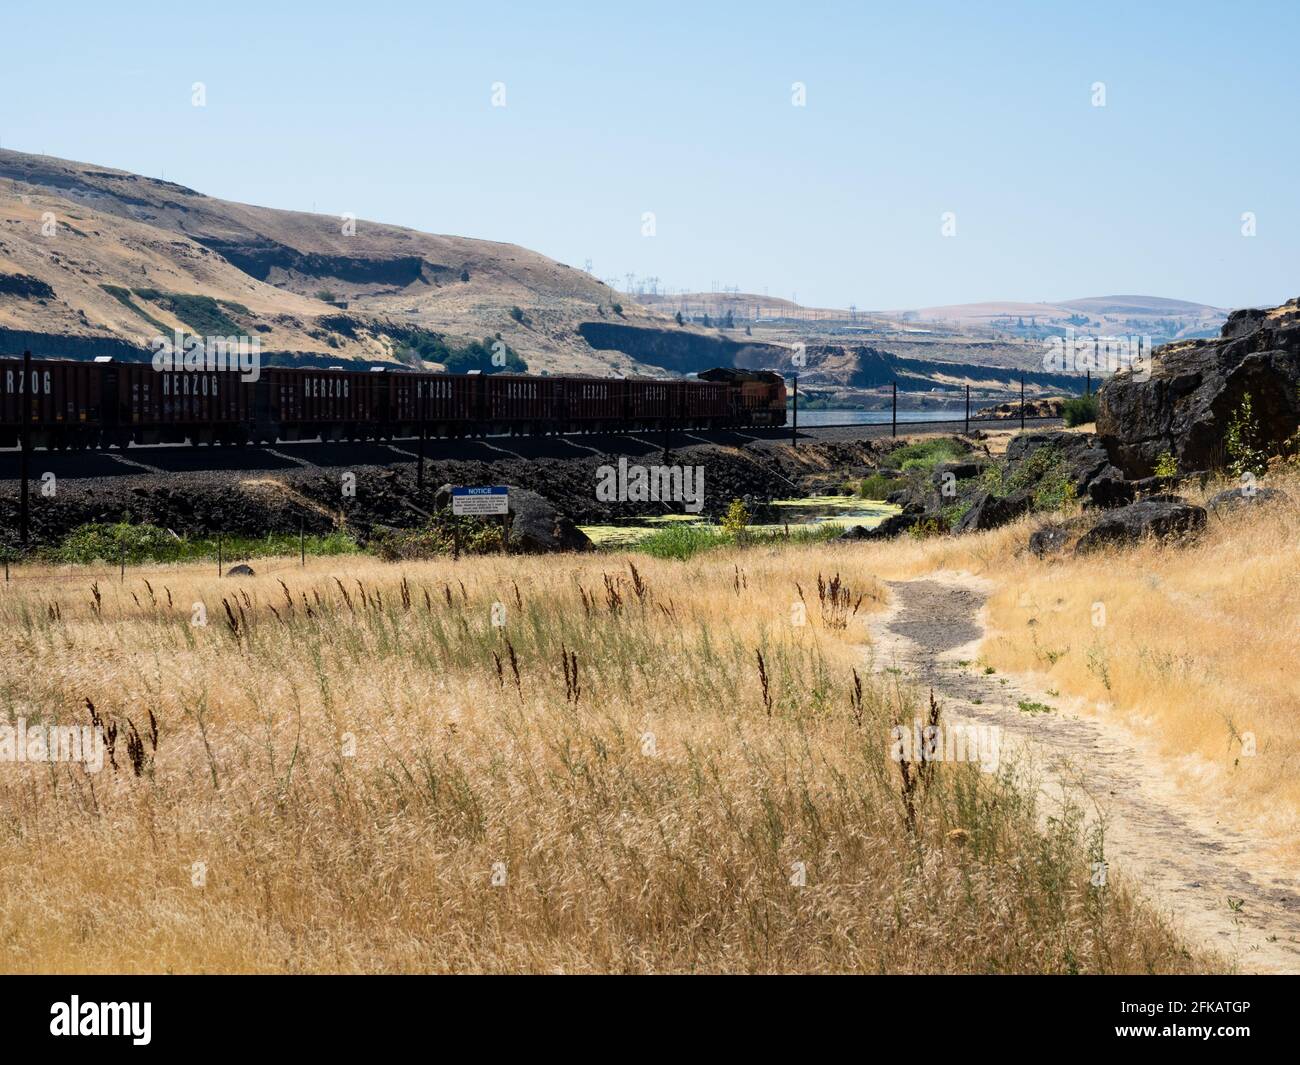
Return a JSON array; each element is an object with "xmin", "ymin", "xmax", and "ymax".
[
  {"xmin": 888, "ymin": 438, "xmax": 966, "ymax": 473},
  {"xmin": 856, "ymin": 473, "xmax": 905, "ymax": 500},
  {"xmin": 1062, "ymin": 394, "xmax": 1098, "ymax": 427}
]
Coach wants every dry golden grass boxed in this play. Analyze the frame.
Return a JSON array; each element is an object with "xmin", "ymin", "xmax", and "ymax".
[
  {"xmin": 836, "ymin": 465, "xmax": 1300, "ymax": 861},
  {"xmin": 975, "ymin": 476, "xmax": 1300, "ymax": 856},
  {"xmin": 0, "ymin": 545, "xmax": 1211, "ymax": 973}
]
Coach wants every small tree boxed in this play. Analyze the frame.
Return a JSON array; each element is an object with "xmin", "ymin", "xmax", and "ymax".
[
  {"xmin": 720, "ymin": 499, "xmax": 750, "ymax": 539},
  {"xmin": 460, "ymin": 268, "xmax": 470, "ymax": 282},
  {"xmin": 1225, "ymin": 392, "xmax": 1269, "ymax": 477}
]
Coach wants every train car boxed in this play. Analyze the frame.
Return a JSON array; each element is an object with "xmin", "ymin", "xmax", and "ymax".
[
  {"xmin": 384, "ymin": 370, "xmax": 480, "ymax": 437},
  {"xmin": 483, "ymin": 373, "xmax": 558, "ymax": 434},
  {"xmin": 681, "ymin": 377, "xmax": 731, "ymax": 428},
  {"xmin": 111, "ymin": 362, "xmax": 253, "ymax": 446},
  {"xmin": 267, "ymin": 366, "xmax": 375, "ymax": 442},
  {"xmin": 625, "ymin": 378, "xmax": 674, "ymax": 428},
  {"xmin": 1, "ymin": 357, "xmax": 109, "ymax": 448},
  {"xmin": 559, "ymin": 375, "xmax": 623, "ymax": 431}
]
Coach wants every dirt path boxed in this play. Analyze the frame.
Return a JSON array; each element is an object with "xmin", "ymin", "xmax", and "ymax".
[{"xmin": 870, "ymin": 573, "xmax": 1300, "ymax": 974}]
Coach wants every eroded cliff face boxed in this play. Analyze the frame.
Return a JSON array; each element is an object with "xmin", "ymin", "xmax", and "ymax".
[
  {"xmin": 1098, "ymin": 299, "xmax": 1300, "ymax": 477},
  {"xmin": 577, "ymin": 321, "xmax": 786, "ymax": 374}
]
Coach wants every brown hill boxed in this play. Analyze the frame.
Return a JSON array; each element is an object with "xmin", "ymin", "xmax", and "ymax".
[{"xmin": 0, "ymin": 149, "xmax": 712, "ymax": 374}]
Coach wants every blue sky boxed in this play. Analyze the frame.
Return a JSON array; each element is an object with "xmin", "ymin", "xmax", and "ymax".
[{"xmin": 2, "ymin": 0, "xmax": 1295, "ymax": 310}]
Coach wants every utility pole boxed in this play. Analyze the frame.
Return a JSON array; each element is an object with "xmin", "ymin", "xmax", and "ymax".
[
  {"xmin": 417, "ymin": 425, "xmax": 426, "ymax": 490},
  {"xmin": 965, "ymin": 384, "xmax": 970, "ymax": 436},
  {"xmin": 892, "ymin": 381, "xmax": 897, "ymax": 439},
  {"xmin": 791, "ymin": 374, "xmax": 798, "ymax": 448},
  {"xmin": 1020, "ymin": 377, "xmax": 1026, "ymax": 431},
  {"xmin": 19, "ymin": 351, "xmax": 31, "ymax": 547}
]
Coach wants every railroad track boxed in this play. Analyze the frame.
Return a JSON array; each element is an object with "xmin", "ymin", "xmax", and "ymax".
[{"xmin": 0, "ymin": 418, "xmax": 1063, "ymax": 483}]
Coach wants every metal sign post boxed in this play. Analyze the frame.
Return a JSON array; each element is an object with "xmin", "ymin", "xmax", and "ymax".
[
  {"xmin": 19, "ymin": 350, "xmax": 31, "ymax": 547},
  {"xmin": 417, "ymin": 426, "xmax": 426, "ymax": 490}
]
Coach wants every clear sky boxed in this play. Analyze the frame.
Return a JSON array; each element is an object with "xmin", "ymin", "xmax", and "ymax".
[{"xmin": 2, "ymin": 0, "xmax": 1295, "ymax": 311}]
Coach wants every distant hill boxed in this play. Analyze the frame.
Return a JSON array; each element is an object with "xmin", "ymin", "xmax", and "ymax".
[{"xmin": 891, "ymin": 295, "xmax": 1228, "ymax": 342}]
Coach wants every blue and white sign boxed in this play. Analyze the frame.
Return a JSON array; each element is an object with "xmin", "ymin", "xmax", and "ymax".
[{"xmin": 451, "ymin": 486, "xmax": 510, "ymax": 516}]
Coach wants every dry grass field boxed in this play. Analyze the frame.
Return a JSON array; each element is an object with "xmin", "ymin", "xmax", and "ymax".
[
  {"xmin": 852, "ymin": 464, "xmax": 1300, "ymax": 861},
  {"xmin": 0, "ymin": 535, "xmax": 1221, "ymax": 974}
]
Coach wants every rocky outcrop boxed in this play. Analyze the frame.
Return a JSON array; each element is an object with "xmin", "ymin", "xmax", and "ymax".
[
  {"xmin": 1074, "ymin": 498, "xmax": 1207, "ymax": 552},
  {"xmin": 1002, "ymin": 430, "xmax": 1133, "ymax": 509},
  {"xmin": 1097, "ymin": 299, "xmax": 1300, "ymax": 477},
  {"xmin": 577, "ymin": 322, "xmax": 785, "ymax": 375},
  {"xmin": 868, "ymin": 429, "xmax": 1136, "ymax": 540},
  {"xmin": 976, "ymin": 396, "xmax": 1068, "ymax": 420}
]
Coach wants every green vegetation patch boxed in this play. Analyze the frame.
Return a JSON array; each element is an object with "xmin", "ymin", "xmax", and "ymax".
[
  {"xmin": 983, "ymin": 441, "xmax": 1077, "ymax": 512},
  {"xmin": 1062, "ymin": 394, "xmax": 1098, "ymax": 427},
  {"xmin": 43, "ymin": 522, "xmax": 358, "ymax": 566},
  {"xmin": 100, "ymin": 284, "xmax": 172, "ymax": 334},
  {"xmin": 854, "ymin": 472, "xmax": 906, "ymax": 500},
  {"xmin": 389, "ymin": 326, "xmax": 528, "ymax": 374},
  {"xmin": 888, "ymin": 437, "xmax": 967, "ymax": 473},
  {"xmin": 132, "ymin": 289, "xmax": 248, "ymax": 337}
]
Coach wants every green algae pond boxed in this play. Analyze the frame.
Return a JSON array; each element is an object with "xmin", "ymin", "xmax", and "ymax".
[{"xmin": 581, "ymin": 495, "xmax": 900, "ymax": 549}]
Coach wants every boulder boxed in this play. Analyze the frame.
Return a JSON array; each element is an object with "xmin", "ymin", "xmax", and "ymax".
[
  {"xmin": 840, "ymin": 511, "xmax": 919, "ymax": 541},
  {"xmin": 1097, "ymin": 299, "xmax": 1300, "ymax": 478},
  {"xmin": 1084, "ymin": 465, "xmax": 1135, "ymax": 508},
  {"xmin": 1207, "ymin": 485, "xmax": 1289, "ymax": 517},
  {"xmin": 1074, "ymin": 499, "xmax": 1207, "ymax": 553},
  {"xmin": 954, "ymin": 487, "xmax": 1033, "ymax": 533},
  {"xmin": 1028, "ymin": 523, "xmax": 1074, "ymax": 557},
  {"xmin": 931, "ymin": 459, "xmax": 988, "ymax": 486}
]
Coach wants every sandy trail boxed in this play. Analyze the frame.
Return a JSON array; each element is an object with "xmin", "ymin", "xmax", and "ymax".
[{"xmin": 870, "ymin": 573, "xmax": 1300, "ymax": 974}]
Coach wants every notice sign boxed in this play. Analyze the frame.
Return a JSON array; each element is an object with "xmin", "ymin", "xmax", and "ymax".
[{"xmin": 451, "ymin": 486, "xmax": 509, "ymax": 516}]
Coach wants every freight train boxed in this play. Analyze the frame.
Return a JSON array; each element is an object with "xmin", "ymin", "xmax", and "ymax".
[{"xmin": 0, "ymin": 357, "xmax": 787, "ymax": 449}]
